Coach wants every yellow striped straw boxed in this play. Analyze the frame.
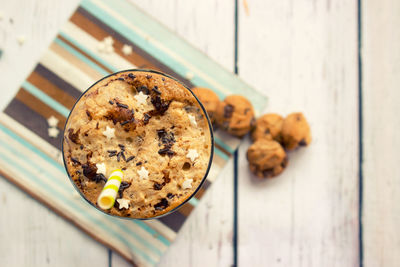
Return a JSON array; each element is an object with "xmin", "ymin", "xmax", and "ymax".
[{"xmin": 97, "ymin": 169, "xmax": 123, "ymax": 210}]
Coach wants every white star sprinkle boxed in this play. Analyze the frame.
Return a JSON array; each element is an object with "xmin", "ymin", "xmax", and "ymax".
[
  {"xmin": 186, "ymin": 149, "xmax": 199, "ymax": 162},
  {"xmin": 102, "ymin": 126, "xmax": 115, "ymax": 139},
  {"xmin": 47, "ymin": 116, "xmax": 59, "ymax": 127},
  {"xmin": 122, "ymin": 44, "xmax": 133, "ymax": 55},
  {"xmin": 117, "ymin": 198, "xmax": 130, "ymax": 209},
  {"xmin": 96, "ymin": 163, "xmax": 106, "ymax": 175},
  {"xmin": 137, "ymin": 166, "xmax": 149, "ymax": 180},
  {"xmin": 185, "ymin": 71, "xmax": 194, "ymax": 80},
  {"xmin": 97, "ymin": 42, "xmax": 106, "ymax": 52},
  {"xmin": 104, "ymin": 36, "xmax": 114, "ymax": 46},
  {"xmin": 182, "ymin": 178, "xmax": 193, "ymax": 190},
  {"xmin": 134, "ymin": 91, "xmax": 148, "ymax": 105},
  {"xmin": 17, "ymin": 35, "xmax": 26, "ymax": 45},
  {"xmin": 188, "ymin": 114, "xmax": 197, "ymax": 126},
  {"xmin": 48, "ymin": 127, "xmax": 59, "ymax": 138},
  {"xmin": 104, "ymin": 45, "xmax": 114, "ymax": 54}
]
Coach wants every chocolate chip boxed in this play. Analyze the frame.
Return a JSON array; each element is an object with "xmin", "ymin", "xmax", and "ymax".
[
  {"xmin": 158, "ymin": 148, "xmax": 175, "ymax": 156},
  {"xmin": 138, "ymin": 85, "xmax": 149, "ymax": 95},
  {"xmin": 120, "ymin": 120, "xmax": 130, "ymax": 126},
  {"xmin": 299, "ymin": 139, "xmax": 307, "ymax": 146},
  {"xmin": 86, "ymin": 110, "xmax": 93, "ymax": 120},
  {"xmin": 244, "ymin": 108, "xmax": 250, "ymax": 115},
  {"xmin": 153, "ymin": 183, "xmax": 163, "ymax": 190},
  {"xmin": 117, "ymin": 77, "xmax": 125, "ymax": 81},
  {"xmin": 94, "ymin": 173, "xmax": 107, "ymax": 183},
  {"xmin": 82, "ymin": 163, "xmax": 97, "ymax": 180},
  {"xmin": 116, "ymin": 103, "xmax": 129, "ymax": 109},
  {"xmin": 146, "ymin": 74, "xmax": 152, "ymax": 79},
  {"xmin": 71, "ymin": 157, "xmax": 81, "ymax": 165},
  {"xmin": 162, "ymin": 77, "xmax": 165, "ymax": 81},
  {"xmin": 152, "ymin": 86, "xmax": 161, "ymax": 94},
  {"xmin": 107, "ymin": 150, "xmax": 117, "ymax": 153},
  {"xmin": 262, "ymin": 168, "xmax": 275, "ymax": 178},
  {"xmin": 224, "ymin": 104, "xmax": 234, "ymax": 118},
  {"xmin": 86, "ymin": 151, "xmax": 93, "ymax": 161},
  {"xmin": 118, "ymin": 144, "xmax": 125, "ymax": 151},
  {"xmin": 68, "ymin": 128, "xmax": 80, "ymax": 144},
  {"xmin": 157, "ymin": 129, "xmax": 166, "ymax": 138},
  {"xmin": 151, "ymin": 95, "xmax": 170, "ymax": 115},
  {"xmin": 154, "ymin": 198, "xmax": 169, "ymax": 210},
  {"xmin": 126, "ymin": 156, "xmax": 135, "ymax": 162},
  {"xmin": 122, "ymin": 167, "xmax": 127, "ymax": 170},
  {"xmin": 136, "ymin": 161, "xmax": 142, "ymax": 166},
  {"xmin": 117, "ymin": 152, "xmax": 122, "ymax": 162},
  {"xmin": 167, "ymin": 193, "xmax": 174, "ymax": 199},
  {"xmin": 281, "ymin": 156, "xmax": 288, "ymax": 168},
  {"xmin": 118, "ymin": 181, "xmax": 130, "ymax": 198},
  {"xmin": 120, "ymin": 151, "xmax": 126, "ymax": 161},
  {"xmin": 143, "ymin": 113, "xmax": 151, "ymax": 124},
  {"xmin": 80, "ymin": 145, "xmax": 84, "ymax": 150},
  {"xmin": 109, "ymin": 100, "xmax": 114, "ymax": 105},
  {"xmin": 128, "ymin": 73, "xmax": 136, "ymax": 79},
  {"xmin": 264, "ymin": 129, "xmax": 270, "ymax": 134}
]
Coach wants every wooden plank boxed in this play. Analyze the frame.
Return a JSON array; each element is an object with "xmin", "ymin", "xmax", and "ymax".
[
  {"xmin": 0, "ymin": 0, "xmax": 109, "ymax": 266},
  {"xmin": 112, "ymin": 1, "xmax": 235, "ymax": 266},
  {"xmin": 237, "ymin": 0, "xmax": 359, "ymax": 266},
  {"xmin": 362, "ymin": 0, "xmax": 400, "ymax": 266}
]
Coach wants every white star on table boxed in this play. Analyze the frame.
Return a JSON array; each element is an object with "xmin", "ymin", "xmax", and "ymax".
[
  {"xmin": 116, "ymin": 198, "xmax": 130, "ymax": 209},
  {"xmin": 104, "ymin": 45, "xmax": 114, "ymax": 54},
  {"xmin": 182, "ymin": 178, "xmax": 193, "ymax": 190},
  {"xmin": 185, "ymin": 71, "xmax": 194, "ymax": 80},
  {"xmin": 122, "ymin": 44, "xmax": 133, "ymax": 55},
  {"xmin": 97, "ymin": 42, "xmax": 106, "ymax": 52},
  {"xmin": 137, "ymin": 166, "xmax": 149, "ymax": 180},
  {"xmin": 47, "ymin": 116, "xmax": 59, "ymax": 127},
  {"xmin": 102, "ymin": 126, "xmax": 115, "ymax": 139},
  {"xmin": 134, "ymin": 91, "xmax": 148, "ymax": 105},
  {"xmin": 188, "ymin": 114, "xmax": 197, "ymax": 127},
  {"xmin": 96, "ymin": 163, "xmax": 106, "ymax": 175},
  {"xmin": 104, "ymin": 36, "xmax": 114, "ymax": 46},
  {"xmin": 17, "ymin": 35, "xmax": 26, "ymax": 45},
  {"xmin": 48, "ymin": 127, "xmax": 59, "ymax": 138},
  {"xmin": 186, "ymin": 149, "xmax": 199, "ymax": 162}
]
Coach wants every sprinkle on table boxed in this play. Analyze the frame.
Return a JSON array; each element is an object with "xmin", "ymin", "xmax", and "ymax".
[
  {"xmin": 116, "ymin": 198, "xmax": 130, "ymax": 209},
  {"xmin": 134, "ymin": 91, "xmax": 148, "ymax": 105},
  {"xmin": 47, "ymin": 116, "xmax": 59, "ymax": 127},
  {"xmin": 17, "ymin": 35, "xmax": 26, "ymax": 45},
  {"xmin": 122, "ymin": 44, "xmax": 133, "ymax": 55},
  {"xmin": 137, "ymin": 166, "xmax": 149, "ymax": 180},
  {"xmin": 186, "ymin": 149, "xmax": 199, "ymax": 162},
  {"xmin": 182, "ymin": 178, "xmax": 193, "ymax": 190},
  {"xmin": 188, "ymin": 114, "xmax": 197, "ymax": 126},
  {"xmin": 48, "ymin": 127, "xmax": 59, "ymax": 138},
  {"xmin": 102, "ymin": 126, "xmax": 115, "ymax": 139}
]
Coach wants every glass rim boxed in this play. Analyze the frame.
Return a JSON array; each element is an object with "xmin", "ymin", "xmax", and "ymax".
[{"xmin": 62, "ymin": 69, "xmax": 214, "ymax": 220}]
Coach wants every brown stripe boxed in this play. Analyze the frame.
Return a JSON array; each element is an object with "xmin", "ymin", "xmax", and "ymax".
[
  {"xmin": 49, "ymin": 42, "xmax": 104, "ymax": 81},
  {"xmin": 15, "ymin": 88, "xmax": 66, "ymax": 130},
  {"xmin": 57, "ymin": 34, "xmax": 114, "ymax": 74},
  {"xmin": 194, "ymin": 188, "xmax": 206, "ymax": 200},
  {"xmin": 72, "ymin": 7, "xmax": 195, "ymax": 87},
  {"xmin": 214, "ymin": 142, "xmax": 232, "ymax": 157},
  {"xmin": 157, "ymin": 212, "xmax": 186, "ymax": 232},
  {"xmin": 0, "ymin": 169, "xmax": 136, "ymax": 266},
  {"xmin": 177, "ymin": 202, "xmax": 194, "ymax": 217},
  {"xmin": 27, "ymin": 71, "xmax": 77, "ymax": 110}
]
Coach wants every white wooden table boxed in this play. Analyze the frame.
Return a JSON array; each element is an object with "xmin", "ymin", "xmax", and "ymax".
[{"xmin": 0, "ymin": 0, "xmax": 398, "ymax": 266}]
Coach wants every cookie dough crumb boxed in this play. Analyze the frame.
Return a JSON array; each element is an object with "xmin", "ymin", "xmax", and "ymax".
[
  {"xmin": 215, "ymin": 95, "xmax": 255, "ymax": 137},
  {"xmin": 281, "ymin": 112, "xmax": 311, "ymax": 150},
  {"xmin": 192, "ymin": 87, "xmax": 220, "ymax": 123},
  {"xmin": 247, "ymin": 139, "xmax": 288, "ymax": 178},
  {"xmin": 251, "ymin": 113, "xmax": 283, "ymax": 142}
]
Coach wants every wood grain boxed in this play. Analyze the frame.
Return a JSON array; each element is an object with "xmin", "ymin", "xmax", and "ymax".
[
  {"xmin": 362, "ymin": 0, "xmax": 400, "ymax": 266},
  {"xmin": 237, "ymin": 0, "xmax": 360, "ymax": 266}
]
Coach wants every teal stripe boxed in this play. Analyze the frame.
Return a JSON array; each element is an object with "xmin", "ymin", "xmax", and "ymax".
[
  {"xmin": 214, "ymin": 147, "xmax": 230, "ymax": 161},
  {"xmin": 0, "ymin": 124, "xmax": 170, "ymax": 253},
  {"xmin": 59, "ymin": 31, "xmax": 119, "ymax": 73},
  {"xmin": 188, "ymin": 197, "xmax": 199, "ymax": 207},
  {"xmin": 214, "ymin": 137, "xmax": 235, "ymax": 154},
  {"xmin": 54, "ymin": 38, "xmax": 110, "ymax": 76},
  {"xmin": 22, "ymin": 81, "xmax": 70, "ymax": 117},
  {"xmin": 82, "ymin": 0, "xmax": 267, "ymax": 112},
  {"xmin": 0, "ymin": 140, "xmax": 156, "ymax": 265}
]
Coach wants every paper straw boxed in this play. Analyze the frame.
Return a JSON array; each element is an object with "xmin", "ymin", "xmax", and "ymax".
[{"xmin": 97, "ymin": 169, "xmax": 123, "ymax": 209}]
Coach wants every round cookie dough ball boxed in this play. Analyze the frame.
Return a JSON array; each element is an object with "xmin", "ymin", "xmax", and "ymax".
[
  {"xmin": 251, "ymin": 113, "xmax": 283, "ymax": 142},
  {"xmin": 215, "ymin": 95, "xmax": 255, "ymax": 137},
  {"xmin": 247, "ymin": 139, "xmax": 288, "ymax": 178},
  {"xmin": 281, "ymin": 112, "xmax": 311, "ymax": 150},
  {"xmin": 192, "ymin": 87, "xmax": 220, "ymax": 123}
]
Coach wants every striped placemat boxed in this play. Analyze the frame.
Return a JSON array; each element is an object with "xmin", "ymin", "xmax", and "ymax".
[{"xmin": 0, "ymin": 0, "xmax": 267, "ymax": 266}]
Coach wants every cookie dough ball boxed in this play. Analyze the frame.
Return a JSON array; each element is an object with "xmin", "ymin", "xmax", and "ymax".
[
  {"xmin": 215, "ymin": 95, "xmax": 255, "ymax": 137},
  {"xmin": 281, "ymin": 112, "xmax": 311, "ymax": 150},
  {"xmin": 247, "ymin": 139, "xmax": 288, "ymax": 178},
  {"xmin": 192, "ymin": 87, "xmax": 220, "ymax": 122},
  {"xmin": 251, "ymin": 113, "xmax": 283, "ymax": 142}
]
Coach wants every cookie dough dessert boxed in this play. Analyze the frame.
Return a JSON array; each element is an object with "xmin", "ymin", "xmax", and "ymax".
[{"xmin": 63, "ymin": 70, "xmax": 213, "ymax": 219}]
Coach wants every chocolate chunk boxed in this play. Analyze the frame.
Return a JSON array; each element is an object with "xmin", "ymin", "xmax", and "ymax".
[
  {"xmin": 80, "ymin": 145, "xmax": 84, "ymax": 150},
  {"xmin": 82, "ymin": 163, "xmax": 97, "ymax": 180},
  {"xmin": 299, "ymin": 139, "xmax": 307, "ymax": 146},
  {"xmin": 167, "ymin": 193, "xmax": 174, "ymax": 199},
  {"xmin": 120, "ymin": 120, "xmax": 130, "ymax": 126},
  {"xmin": 157, "ymin": 129, "xmax": 166, "ymax": 138},
  {"xmin": 117, "ymin": 152, "xmax": 122, "ymax": 162},
  {"xmin": 151, "ymin": 95, "xmax": 170, "ymax": 115},
  {"xmin": 281, "ymin": 156, "xmax": 288, "ymax": 168},
  {"xmin": 126, "ymin": 156, "xmax": 135, "ymax": 162},
  {"xmin": 116, "ymin": 103, "xmax": 129, "ymax": 109},
  {"xmin": 94, "ymin": 173, "xmax": 107, "ymax": 183},
  {"xmin": 158, "ymin": 148, "xmax": 175, "ymax": 156},
  {"xmin": 108, "ymin": 150, "xmax": 117, "ymax": 157},
  {"xmin": 128, "ymin": 73, "xmax": 136, "ymax": 79},
  {"xmin": 153, "ymin": 183, "xmax": 163, "ymax": 190},
  {"xmin": 244, "ymin": 108, "xmax": 250, "ymax": 115},
  {"xmin": 143, "ymin": 113, "xmax": 151, "ymax": 124},
  {"xmin": 163, "ymin": 171, "xmax": 171, "ymax": 184},
  {"xmin": 120, "ymin": 151, "xmax": 126, "ymax": 161},
  {"xmin": 96, "ymin": 122, "xmax": 99, "ymax": 129},
  {"xmin": 107, "ymin": 150, "xmax": 117, "ymax": 153},
  {"xmin": 86, "ymin": 110, "xmax": 93, "ymax": 120},
  {"xmin": 117, "ymin": 77, "xmax": 125, "ymax": 81},
  {"xmin": 118, "ymin": 144, "xmax": 125, "ymax": 150},
  {"xmin": 154, "ymin": 198, "xmax": 169, "ymax": 211},
  {"xmin": 162, "ymin": 77, "xmax": 165, "ymax": 81},
  {"xmin": 262, "ymin": 168, "xmax": 275, "ymax": 178},
  {"xmin": 152, "ymin": 86, "xmax": 161, "ymax": 94},
  {"xmin": 264, "ymin": 129, "xmax": 271, "ymax": 134},
  {"xmin": 68, "ymin": 128, "xmax": 81, "ymax": 144},
  {"xmin": 146, "ymin": 74, "xmax": 152, "ymax": 79},
  {"xmin": 71, "ymin": 157, "xmax": 81, "ymax": 165},
  {"xmin": 86, "ymin": 151, "xmax": 93, "ymax": 161},
  {"xmin": 109, "ymin": 100, "xmax": 114, "ymax": 105},
  {"xmin": 224, "ymin": 104, "xmax": 234, "ymax": 118},
  {"xmin": 118, "ymin": 181, "xmax": 131, "ymax": 198},
  {"xmin": 136, "ymin": 161, "xmax": 142, "ymax": 166},
  {"xmin": 138, "ymin": 85, "xmax": 150, "ymax": 95}
]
